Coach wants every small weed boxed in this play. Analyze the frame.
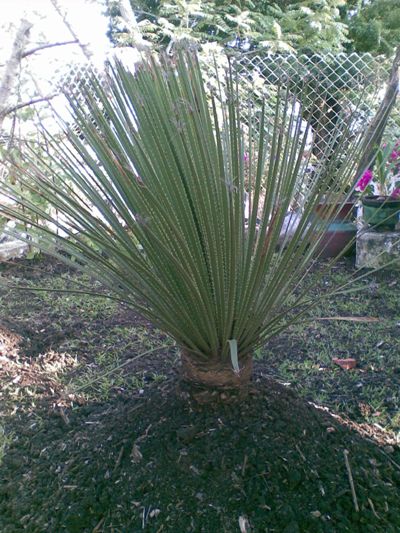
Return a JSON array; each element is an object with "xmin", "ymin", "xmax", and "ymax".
[{"xmin": 150, "ymin": 372, "xmax": 167, "ymax": 383}]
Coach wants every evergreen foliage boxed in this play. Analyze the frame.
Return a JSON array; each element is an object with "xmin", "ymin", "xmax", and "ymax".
[{"xmin": 106, "ymin": 0, "xmax": 399, "ymax": 55}]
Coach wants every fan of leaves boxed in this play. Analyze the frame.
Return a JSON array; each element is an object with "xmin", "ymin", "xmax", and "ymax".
[{"xmin": 0, "ymin": 49, "xmax": 377, "ymax": 368}]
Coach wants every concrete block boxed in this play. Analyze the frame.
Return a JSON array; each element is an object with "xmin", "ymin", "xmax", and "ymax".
[
  {"xmin": 0, "ymin": 240, "xmax": 29, "ymax": 261},
  {"xmin": 356, "ymin": 229, "xmax": 400, "ymax": 269}
]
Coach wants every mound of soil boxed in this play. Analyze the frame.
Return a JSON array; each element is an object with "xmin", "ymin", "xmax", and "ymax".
[{"xmin": 1, "ymin": 374, "xmax": 400, "ymax": 532}]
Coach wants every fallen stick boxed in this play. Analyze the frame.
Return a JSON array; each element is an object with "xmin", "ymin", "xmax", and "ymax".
[
  {"xmin": 344, "ymin": 449, "xmax": 359, "ymax": 512},
  {"xmin": 241, "ymin": 454, "xmax": 248, "ymax": 476},
  {"xmin": 368, "ymin": 498, "xmax": 380, "ymax": 519},
  {"xmin": 379, "ymin": 448, "xmax": 400, "ymax": 472},
  {"xmin": 92, "ymin": 517, "xmax": 105, "ymax": 532},
  {"xmin": 113, "ymin": 445, "xmax": 124, "ymax": 471},
  {"xmin": 295, "ymin": 444, "xmax": 306, "ymax": 462},
  {"xmin": 316, "ymin": 316, "xmax": 379, "ymax": 323}
]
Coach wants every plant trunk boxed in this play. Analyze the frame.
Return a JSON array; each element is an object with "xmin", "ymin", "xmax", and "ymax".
[{"xmin": 180, "ymin": 350, "xmax": 253, "ymax": 399}]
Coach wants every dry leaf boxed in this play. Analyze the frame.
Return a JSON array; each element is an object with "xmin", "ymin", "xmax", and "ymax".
[
  {"xmin": 130, "ymin": 443, "xmax": 143, "ymax": 463},
  {"xmin": 332, "ymin": 358, "xmax": 357, "ymax": 370}
]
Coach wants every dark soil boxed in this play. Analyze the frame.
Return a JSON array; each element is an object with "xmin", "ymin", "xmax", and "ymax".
[{"xmin": 0, "ymin": 257, "xmax": 399, "ymax": 532}]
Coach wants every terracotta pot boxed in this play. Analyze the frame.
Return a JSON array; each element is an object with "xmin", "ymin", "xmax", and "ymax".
[
  {"xmin": 313, "ymin": 201, "xmax": 356, "ymax": 259},
  {"xmin": 362, "ymin": 195, "xmax": 400, "ymax": 231}
]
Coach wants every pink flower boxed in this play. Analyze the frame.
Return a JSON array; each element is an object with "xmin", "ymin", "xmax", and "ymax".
[
  {"xmin": 390, "ymin": 150, "xmax": 399, "ymax": 162},
  {"xmin": 243, "ymin": 152, "xmax": 249, "ymax": 163},
  {"xmin": 356, "ymin": 169, "xmax": 373, "ymax": 191},
  {"xmin": 391, "ymin": 187, "xmax": 400, "ymax": 199}
]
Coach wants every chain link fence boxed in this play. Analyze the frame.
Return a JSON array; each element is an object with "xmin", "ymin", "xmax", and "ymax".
[
  {"xmin": 58, "ymin": 51, "xmax": 400, "ymax": 155},
  {"xmin": 232, "ymin": 51, "xmax": 399, "ymax": 156}
]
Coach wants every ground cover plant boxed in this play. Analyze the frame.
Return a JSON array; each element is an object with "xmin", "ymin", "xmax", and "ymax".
[{"xmin": 0, "ymin": 255, "xmax": 399, "ymax": 532}]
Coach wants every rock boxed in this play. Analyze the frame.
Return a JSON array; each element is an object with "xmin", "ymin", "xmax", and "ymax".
[{"xmin": 383, "ymin": 445, "xmax": 395, "ymax": 454}]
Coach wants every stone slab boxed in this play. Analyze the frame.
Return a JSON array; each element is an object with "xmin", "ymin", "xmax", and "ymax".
[
  {"xmin": 0, "ymin": 239, "xmax": 29, "ymax": 261},
  {"xmin": 356, "ymin": 229, "xmax": 400, "ymax": 270}
]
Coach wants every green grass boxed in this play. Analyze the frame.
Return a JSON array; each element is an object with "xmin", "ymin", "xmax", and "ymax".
[{"xmin": 260, "ymin": 260, "xmax": 400, "ymax": 438}]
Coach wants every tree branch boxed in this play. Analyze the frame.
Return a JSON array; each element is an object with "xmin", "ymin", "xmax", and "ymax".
[
  {"xmin": 50, "ymin": 0, "xmax": 93, "ymax": 60},
  {"xmin": 21, "ymin": 40, "xmax": 79, "ymax": 59},
  {"xmin": 0, "ymin": 19, "xmax": 33, "ymax": 128},
  {"xmin": 0, "ymin": 94, "xmax": 58, "ymax": 119}
]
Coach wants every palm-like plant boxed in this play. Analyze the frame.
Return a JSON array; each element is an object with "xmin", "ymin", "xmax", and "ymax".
[{"xmin": 0, "ymin": 50, "xmax": 371, "ymax": 393}]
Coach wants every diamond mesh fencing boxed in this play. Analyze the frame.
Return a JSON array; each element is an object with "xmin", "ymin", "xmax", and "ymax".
[
  {"xmin": 58, "ymin": 62, "xmax": 104, "ymax": 98},
  {"xmin": 57, "ymin": 51, "xmax": 400, "ymax": 154},
  {"xmin": 232, "ymin": 51, "xmax": 400, "ymax": 156}
]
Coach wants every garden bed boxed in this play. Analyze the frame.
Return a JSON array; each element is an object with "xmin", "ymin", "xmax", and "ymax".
[{"xmin": 0, "ymin": 256, "xmax": 399, "ymax": 532}]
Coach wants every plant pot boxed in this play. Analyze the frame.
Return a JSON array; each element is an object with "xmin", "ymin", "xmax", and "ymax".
[
  {"xmin": 313, "ymin": 201, "xmax": 356, "ymax": 259},
  {"xmin": 362, "ymin": 196, "xmax": 400, "ymax": 231}
]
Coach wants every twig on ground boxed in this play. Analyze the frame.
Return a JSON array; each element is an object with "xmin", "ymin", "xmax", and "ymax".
[
  {"xmin": 378, "ymin": 448, "xmax": 400, "ymax": 472},
  {"xmin": 142, "ymin": 506, "xmax": 151, "ymax": 529},
  {"xmin": 295, "ymin": 444, "xmax": 306, "ymax": 462},
  {"xmin": 92, "ymin": 517, "xmax": 105, "ymax": 532},
  {"xmin": 368, "ymin": 498, "xmax": 380, "ymax": 519},
  {"xmin": 241, "ymin": 454, "xmax": 248, "ymax": 476},
  {"xmin": 113, "ymin": 445, "xmax": 124, "ymax": 471},
  {"xmin": 136, "ymin": 423, "xmax": 152, "ymax": 443},
  {"xmin": 344, "ymin": 449, "xmax": 359, "ymax": 512}
]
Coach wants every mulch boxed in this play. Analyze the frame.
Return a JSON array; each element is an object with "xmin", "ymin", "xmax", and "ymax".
[{"xmin": 0, "ymin": 257, "xmax": 399, "ymax": 532}]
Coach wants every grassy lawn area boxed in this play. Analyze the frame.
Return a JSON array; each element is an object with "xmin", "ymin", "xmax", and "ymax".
[{"xmin": 0, "ymin": 256, "xmax": 399, "ymax": 532}]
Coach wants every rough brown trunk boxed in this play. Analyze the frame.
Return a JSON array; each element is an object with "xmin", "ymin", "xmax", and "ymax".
[{"xmin": 180, "ymin": 350, "xmax": 253, "ymax": 399}]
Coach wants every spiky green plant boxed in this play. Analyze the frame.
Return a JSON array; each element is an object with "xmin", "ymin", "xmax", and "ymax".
[{"xmin": 0, "ymin": 50, "xmax": 378, "ymax": 390}]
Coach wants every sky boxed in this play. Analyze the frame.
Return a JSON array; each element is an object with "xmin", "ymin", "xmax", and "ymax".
[
  {"xmin": 1, "ymin": 0, "xmax": 111, "ymax": 125},
  {"xmin": 1, "ymin": 0, "xmax": 110, "ymax": 72}
]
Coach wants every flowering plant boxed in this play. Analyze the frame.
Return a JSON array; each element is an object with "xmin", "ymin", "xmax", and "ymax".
[{"xmin": 356, "ymin": 140, "xmax": 400, "ymax": 199}]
